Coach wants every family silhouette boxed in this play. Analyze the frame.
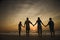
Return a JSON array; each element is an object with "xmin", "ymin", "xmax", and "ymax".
[{"xmin": 18, "ymin": 17, "xmax": 55, "ymax": 37}]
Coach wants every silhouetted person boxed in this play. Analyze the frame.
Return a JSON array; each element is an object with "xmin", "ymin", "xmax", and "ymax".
[
  {"xmin": 46, "ymin": 18, "xmax": 55, "ymax": 37},
  {"xmin": 18, "ymin": 21, "xmax": 23, "ymax": 36},
  {"xmin": 24, "ymin": 18, "xmax": 33, "ymax": 37},
  {"xmin": 34, "ymin": 17, "xmax": 44, "ymax": 37}
]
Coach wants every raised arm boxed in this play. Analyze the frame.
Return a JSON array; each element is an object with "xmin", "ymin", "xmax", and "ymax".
[
  {"xmin": 45, "ymin": 22, "xmax": 49, "ymax": 27},
  {"xmin": 29, "ymin": 21, "xmax": 34, "ymax": 26},
  {"xmin": 41, "ymin": 22, "xmax": 45, "ymax": 26},
  {"xmin": 34, "ymin": 21, "xmax": 37, "ymax": 26},
  {"xmin": 40, "ymin": 20, "xmax": 45, "ymax": 27}
]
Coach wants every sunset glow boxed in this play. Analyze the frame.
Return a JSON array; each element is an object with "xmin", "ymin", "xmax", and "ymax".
[{"xmin": 0, "ymin": 0, "xmax": 60, "ymax": 33}]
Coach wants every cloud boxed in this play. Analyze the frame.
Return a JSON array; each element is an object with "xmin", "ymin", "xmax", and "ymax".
[
  {"xmin": 0, "ymin": 0, "xmax": 60, "ymax": 32},
  {"xmin": 53, "ymin": 16, "xmax": 60, "ymax": 20}
]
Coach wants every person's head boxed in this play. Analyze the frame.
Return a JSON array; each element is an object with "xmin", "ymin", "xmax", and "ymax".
[
  {"xmin": 38, "ymin": 17, "xmax": 40, "ymax": 20},
  {"xmin": 20, "ymin": 21, "xmax": 22, "ymax": 24},
  {"xmin": 26, "ymin": 17, "xmax": 29, "ymax": 20},
  {"xmin": 49, "ymin": 18, "xmax": 52, "ymax": 21}
]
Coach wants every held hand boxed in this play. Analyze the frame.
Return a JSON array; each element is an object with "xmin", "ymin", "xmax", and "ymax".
[
  {"xmin": 45, "ymin": 25, "xmax": 47, "ymax": 27},
  {"xmin": 23, "ymin": 26, "xmax": 25, "ymax": 28},
  {"xmin": 45, "ymin": 26, "xmax": 46, "ymax": 27},
  {"xmin": 43, "ymin": 25, "xmax": 46, "ymax": 27},
  {"xmin": 33, "ymin": 25, "xmax": 35, "ymax": 26},
  {"xmin": 33, "ymin": 24, "xmax": 35, "ymax": 26}
]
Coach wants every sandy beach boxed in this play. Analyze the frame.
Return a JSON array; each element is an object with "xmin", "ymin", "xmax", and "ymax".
[{"xmin": 0, "ymin": 33, "xmax": 60, "ymax": 40}]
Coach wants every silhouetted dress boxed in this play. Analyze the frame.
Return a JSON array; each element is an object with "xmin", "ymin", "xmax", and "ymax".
[
  {"xmin": 36, "ymin": 20, "xmax": 42, "ymax": 33},
  {"xmin": 18, "ymin": 22, "xmax": 22, "ymax": 36}
]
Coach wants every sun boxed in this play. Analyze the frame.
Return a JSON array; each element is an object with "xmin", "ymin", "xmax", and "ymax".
[{"xmin": 32, "ymin": 27, "xmax": 36, "ymax": 31}]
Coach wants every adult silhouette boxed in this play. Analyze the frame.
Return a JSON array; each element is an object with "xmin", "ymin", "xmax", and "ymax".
[
  {"xmin": 24, "ymin": 18, "xmax": 33, "ymax": 37},
  {"xmin": 18, "ymin": 21, "xmax": 23, "ymax": 36},
  {"xmin": 34, "ymin": 17, "xmax": 44, "ymax": 37},
  {"xmin": 46, "ymin": 18, "xmax": 55, "ymax": 37}
]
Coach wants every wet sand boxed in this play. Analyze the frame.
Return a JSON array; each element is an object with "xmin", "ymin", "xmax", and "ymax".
[{"xmin": 0, "ymin": 34, "xmax": 60, "ymax": 40}]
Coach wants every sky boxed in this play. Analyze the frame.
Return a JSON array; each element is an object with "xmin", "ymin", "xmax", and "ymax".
[{"xmin": 0, "ymin": 0, "xmax": 60, "ymax": 33}]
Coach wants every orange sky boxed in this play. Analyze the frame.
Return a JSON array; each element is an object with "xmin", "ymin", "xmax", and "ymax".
[{"xmin": 0, "ymin": 0, "xmax": 60, "ymax": 33}]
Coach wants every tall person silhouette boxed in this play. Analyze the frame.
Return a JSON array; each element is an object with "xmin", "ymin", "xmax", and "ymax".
[
  {"xmin": 18, "ymin": 21, "xmax": 23, "ymax": 36},
  {"xmin": 34, "ymin": 17, "xmax": 44, "ymax": 37},
  {"xmin": 45, "ymin": 18, "xmax": 55, "ymax": 37},
  {"xmin": 24, "ymin": 18, "xmax": 33, "ymax": 37}
]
